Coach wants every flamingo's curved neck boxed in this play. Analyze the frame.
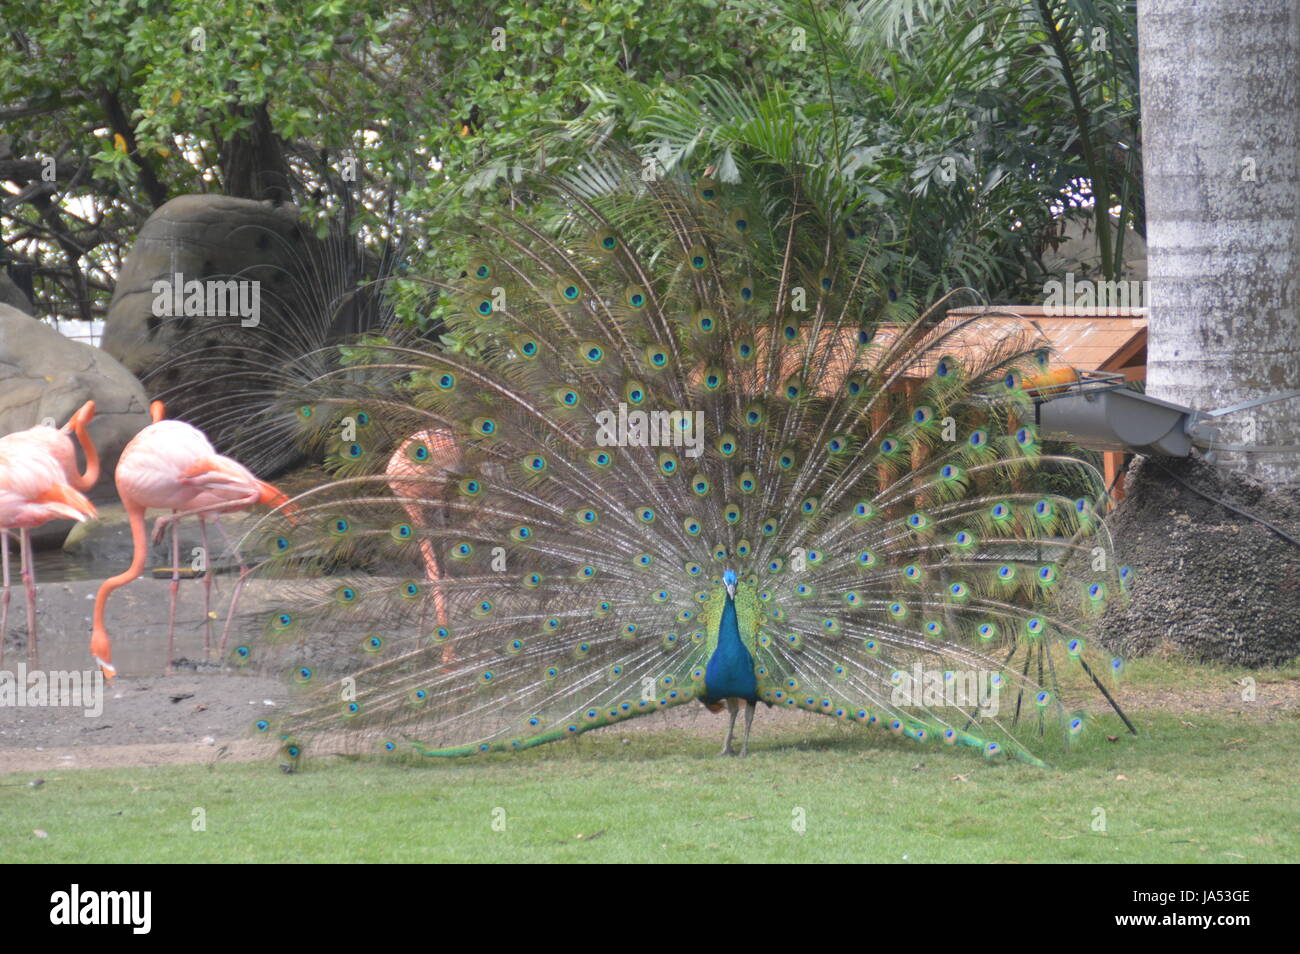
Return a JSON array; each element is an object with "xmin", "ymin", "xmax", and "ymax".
[
  {"xmin": 70, "ymin": 419, "xmax": 100, "ymax": 491},
  {"xmin": 91, "ymin": 500, "xmax": 148, "ymax": 646}
]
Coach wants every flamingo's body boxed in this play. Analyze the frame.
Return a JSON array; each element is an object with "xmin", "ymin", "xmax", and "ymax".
[
  {"xmin": 386, "ymin": 429, "xmax": 461, "ymax": 664},
  {"xmin": 0, "ymin": 451, "xmax": 95, "ymax": 528},
  {"xmin": 0, "ymin": 419, "xmax": 98, "ymax": 666},
  {"xmin": 92, "ymin": 403, "xmax": 287, "ymax": 677}
]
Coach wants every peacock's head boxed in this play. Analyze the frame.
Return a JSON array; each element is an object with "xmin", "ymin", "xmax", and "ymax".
[{"xmin": 722, "ymin": 568, "xmax": 737, "ymax": 599}]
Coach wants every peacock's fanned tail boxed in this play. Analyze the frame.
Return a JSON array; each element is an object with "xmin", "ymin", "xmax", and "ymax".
[{"xmin": 231, "ymin": 157, "xmax": 1132, "ymax": 767}]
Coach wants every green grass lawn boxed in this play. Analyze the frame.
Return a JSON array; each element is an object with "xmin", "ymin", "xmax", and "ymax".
[{"xmin": 3, "ymin": 694, "xmax": 1297, "ymax": 863}]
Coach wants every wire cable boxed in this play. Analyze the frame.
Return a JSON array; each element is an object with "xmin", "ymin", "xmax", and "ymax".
[{"xmin": 1149, "ymin": 460, "xmax": 1300, "ymax": 552}]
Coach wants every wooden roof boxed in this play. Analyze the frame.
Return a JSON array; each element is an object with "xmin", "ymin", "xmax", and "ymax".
[
  {"xmin": 734, "ymin": 306, "xmax": 1148, "ymax": 398},
  {"xmin": 946, "ymin": 305, "xmax": 1147, "ymax": 379}
]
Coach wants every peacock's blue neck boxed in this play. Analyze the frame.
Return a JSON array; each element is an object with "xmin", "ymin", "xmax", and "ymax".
[{"xmin": 704, "ymin": 594, "xmax": 758, "ymax": 703}]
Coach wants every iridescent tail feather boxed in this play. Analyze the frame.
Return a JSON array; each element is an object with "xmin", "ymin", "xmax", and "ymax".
[{"xmin": 222, "ymin": 155, "xmax": 1132, "ymax": 767}]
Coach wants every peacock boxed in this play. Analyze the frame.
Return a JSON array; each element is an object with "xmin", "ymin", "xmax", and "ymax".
[{"xmin": 224, "ymin": 155, "xmax": 1134, "ymax": 768}]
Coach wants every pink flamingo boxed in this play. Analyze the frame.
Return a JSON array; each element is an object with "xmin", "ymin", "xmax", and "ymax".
[
  {"xmin": 5, "ymin": 400, "xmax": 101, "ymax": 493},
  {"xmin": 0, "ymin": 401, "xmax": 100, "ymax": 666},
  {"xmin": 386, "ymin": 429, "xmax": 461, "ymax": 664},
  {"xmin": 0, "ymin": 445, "xmax": 97, "ymax": 667},
  {"xmin": 91, "ymin": 401, "xmax": 288, "ymax": 678}
]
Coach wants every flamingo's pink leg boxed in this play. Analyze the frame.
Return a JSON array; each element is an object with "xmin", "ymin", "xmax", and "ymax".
[
  {"xmin": 166, "ymin": 514, "xmax": 180, "ymax": 674},
  {"xmin": 152, "ymin": 491, "xmax": 258, "ymax": 542},
  {"xmin": 215, "ymin": 520, "xmax": 251, "ymax": 656},
  {"xmin": 1, "ymin": 529, "xmax": 10, "ymax": 667},
  {"xmin": 19, "ymin": 528, "xmax": 37, "ymax": 669},
  {"xmin": 198, "ymin": 516, "xmax": 213, "ymax": 653},
  {"xmin": 418, "ymin": 538, "xmax": 457, "ymax": 669}
]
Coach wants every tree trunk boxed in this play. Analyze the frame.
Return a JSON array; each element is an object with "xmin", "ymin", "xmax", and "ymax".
[
  {"xmin": 220, "ymin": 103, "xmax": 294, "ymax": 204},
  {"xmin": 1098, "ymin": 0, "xmax": 1300, "ymax": 666},
  {"xmin": 1139, "ymin": 0, "xmax": 1300, "ymax": 485}
]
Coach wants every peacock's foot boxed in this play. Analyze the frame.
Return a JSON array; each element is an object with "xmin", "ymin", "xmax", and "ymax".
[{"xmin": 719, "ymin": 746, "xmax": 736, "ymax": 757}]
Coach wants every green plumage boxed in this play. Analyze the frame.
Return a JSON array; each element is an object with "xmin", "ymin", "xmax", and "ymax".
[
  {"xmin": 231, "ymin": 155, "xmax": 1133, "ymax": 767},
  {"xmin": 703, "ymin": 582, "xmax": 759, "ymax": 663}
]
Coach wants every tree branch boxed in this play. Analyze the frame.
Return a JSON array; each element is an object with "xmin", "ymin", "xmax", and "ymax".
[{"xmin": 99, "ymin": 88, "xmax": 169, "ymax": 208}]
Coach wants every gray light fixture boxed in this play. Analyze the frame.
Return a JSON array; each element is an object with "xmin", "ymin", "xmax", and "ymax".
[{"xmin": 1033, "ymin": 373, "xmax": 1300, "ymax": 458}]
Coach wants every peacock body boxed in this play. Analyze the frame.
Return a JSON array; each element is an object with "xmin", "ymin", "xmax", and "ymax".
[{"xmin": 229, "ymin": 157, "xmax": 1132, "ymax": 767}]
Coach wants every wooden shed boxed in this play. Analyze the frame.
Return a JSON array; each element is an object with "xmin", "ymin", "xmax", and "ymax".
[{"xmin": 945, "ymin": 305, "xmax": 1148, "ymax": 500}]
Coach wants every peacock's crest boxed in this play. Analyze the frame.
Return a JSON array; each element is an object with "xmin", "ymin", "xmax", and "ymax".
[{"xmin": 229, "ymin": 155, "xmax": 1133, "ymax": 767}]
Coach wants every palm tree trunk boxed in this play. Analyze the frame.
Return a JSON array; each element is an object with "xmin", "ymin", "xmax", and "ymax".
[
  {"xmin": 1098, "ymin": 0, "xmax": 1300, "ymax": 666},
  {"xmin": 1139, "ymin": 0, "xmax": 1300, "ymax": 486}
]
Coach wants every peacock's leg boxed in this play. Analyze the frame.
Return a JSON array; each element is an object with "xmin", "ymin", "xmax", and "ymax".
[
  {"xmin": 198, "ymin": 516, "xmax": 213, "ymax": 653},
  {"xmin": 739, "ymin": 700, "xmax": 756, "ymax": 757},
  {"xmin": 165, "ymin": 514, "xmax": 180, "ymax": 675},
  {"xmin": 0, "ymin": 529, "xmax": 10, "ymax": 667},
  {"xmin": 721, "ymin": 698, "xmax": 739, "ymax": 756},
  {"xmin": 19, "ymin": 528, "xmax": 37, "ymax": 669}
]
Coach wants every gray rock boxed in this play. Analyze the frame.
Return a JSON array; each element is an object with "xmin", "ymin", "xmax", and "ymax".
[
  {"xmin": 99, "ymin": 194, "xmax": 384, "ymax": 476},
  {"xmin": 0, "ymin": 304, "xmax": 151, "ymax": 532},
  {"xmin": 100, "ymin": 194, "xmax": 321, "ymax": 374}
]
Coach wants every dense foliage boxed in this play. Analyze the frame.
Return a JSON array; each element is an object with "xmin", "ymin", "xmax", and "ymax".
[{"xmin": 1, "ymin": 0, "xmax": 1139, "ymax": 325}]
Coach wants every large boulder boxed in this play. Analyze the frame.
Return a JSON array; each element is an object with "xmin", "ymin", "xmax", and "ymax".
[
  {"xmin": 0, "ymin": 303, "xmax": 151, "ymax": 529},
  {"xmin": 100, "ymin": 194, "xmax": 322, "ymax": 373},
  {"xmin": 99, "ymin": 194, "xmax": 384, "ymax": 476}
]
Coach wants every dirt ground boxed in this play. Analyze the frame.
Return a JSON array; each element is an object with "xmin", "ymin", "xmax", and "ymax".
[
  {"xmin": 2, "ymin": 668, "xmax": 1295, "ymax": 775},
  {"xmin": 0, "ymin": 573, "xmax": 287, "ymax": 773},
  {"xmin": 1, "ymin": 576, "xmax": 1297, "ymax": 775},
  {"xmin": 0, "ymin": 673, "xmax": 285, "ymax": 773}
]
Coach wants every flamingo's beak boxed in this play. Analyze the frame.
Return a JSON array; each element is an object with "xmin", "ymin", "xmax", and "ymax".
[{"xmin": 90, "ymin": 628, "xmax": 115, "ymax": 680}]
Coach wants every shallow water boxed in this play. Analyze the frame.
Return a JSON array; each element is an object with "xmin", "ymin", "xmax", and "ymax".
[{"xmin": 29, "ymin": 546, "xmax": 97, "ymax": 583}]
